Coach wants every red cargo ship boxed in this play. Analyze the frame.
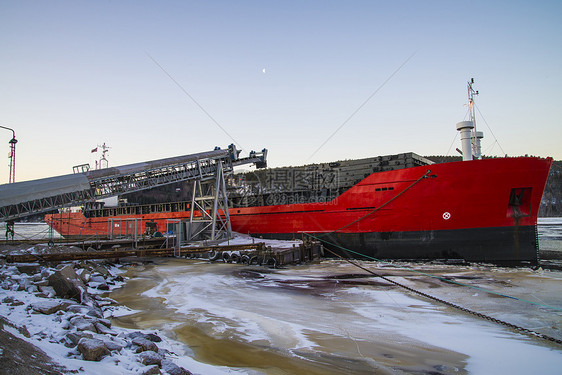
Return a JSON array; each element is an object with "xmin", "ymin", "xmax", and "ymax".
[
  {"xmin": 45, "ymin": 81, "xmax": 553, "ymax": 264},
  {"xmin": 44, "ymin": 155, "xmax": 552, "ymax": 265}
]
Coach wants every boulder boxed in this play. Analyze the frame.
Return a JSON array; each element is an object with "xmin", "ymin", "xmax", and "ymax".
[
  {"xmin": 89, "ymin": 275, "xmax": 106, "ymax": 284},
  {"xmin": 34, "ymin": 279, "xmax": 50, "ymax": 287},
  {"xmin": 38, "ymin": 285, "xmax": 56, "ymax": 297},
  {"xmin": 30, "ymin": 300, "xmax": 69, "ymax": 315},
  {"xmin": 67, "ymin": 304, "xmax": 103, "ymax": 318},
  {"xmin": 2, "ymin": 296, "xmax": 24, "ymax": 306},
  {"xmin": 26, "ymin": 285, "xmax": 39, "ymax": 293},
  {"xmin": 47, "ymin": 265, "xmax": 84, "ymax": 302},
  {"xmin": 132, "ymin": 337, "xmax": 159, "ymax": 353},
  {"xmin": 162, "ymin": 359, "xmax": 193, "ymax": 375},
  {"xmin": 94, "ymin": 322, "xmax": 118, "ymax": 336},
  {"xmin": 144, "ymin": 333, "xmax": 162, "ymax": 342},
  {"xmin": 77, "ymin": 338, "xmax": 109, "ymax": 361},
  {"xmin": 128, "ymin": 331, "xmax": 162, "ymax": 342},
  {"xmin": 76, "ymin": 268, "xmax": 91, "ymax": 283},
  {"xmin": 95, "ymin": 318, "xmax": 112, "ymax": 328},
  {"xmin": 69, "ymin": 316, "xmax": 96, "ymax": 332},
  {"xmin": 17, "ymin": 278, "xmax": 32, "ymax": 291},
  {"xmin": 139, "ymin": 365, "xmax": 161, "ymax": 375},
  {"xmin": 137, "ymin": 350, "xmax": 162, "ymax": 366},
  {"xmin": 64, "ymin": 331, "xmax": 93, "ymax": 347},
  {"xmin": 16, "ymin": 264, "xmax": 41, "ymax": 275},
  {"xmin": 94, "ymin": 265, "xmax": 111, "ymax": 276},
  {"xmin": 100, "ymin": 338, "xmax": 124, "ymax": 352},
  {"xmin": 96, "ymin": 283, "xmax": 110, "ymax": 291}
]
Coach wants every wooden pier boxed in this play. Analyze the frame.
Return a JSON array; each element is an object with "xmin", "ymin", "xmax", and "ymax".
[{"xmin": 4, "ymin": 241, "xmax": 323, "ymax": 267}]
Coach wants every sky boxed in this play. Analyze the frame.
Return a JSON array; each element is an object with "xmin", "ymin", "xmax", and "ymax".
[{"xmin": 1, "ymin": 0, "xmax": 561, "ymax": 183}]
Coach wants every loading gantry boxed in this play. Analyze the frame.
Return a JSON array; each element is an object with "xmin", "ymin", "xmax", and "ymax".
[{"xmin": 0, "ymin": 145, "xmax": 267, "ymax": 243}]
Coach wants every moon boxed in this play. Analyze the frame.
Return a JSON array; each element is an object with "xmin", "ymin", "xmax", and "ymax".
[{"xmin": 262, "ymin": 68, "xmax": 266, "ymax": 74}]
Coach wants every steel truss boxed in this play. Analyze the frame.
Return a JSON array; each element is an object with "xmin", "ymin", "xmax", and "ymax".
[
  {"xmin": 187, "ymin": 159, "xmax": 232, "ymax": 242},
  {"xmin": 0, "ymin": 189, "xmax": 95, "ymax": 221},
  {"xmin": 0, "ymin": 146, "xmax": 267, "ymax": 222}
]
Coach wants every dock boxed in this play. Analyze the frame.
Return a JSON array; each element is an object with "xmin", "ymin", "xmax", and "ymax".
[{"xmin": 3, "ymin": 240, "xmax": 323, "ymax": 267}]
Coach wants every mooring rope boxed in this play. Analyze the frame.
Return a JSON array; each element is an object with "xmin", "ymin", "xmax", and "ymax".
[{"xmin": 304, "ymin": 232, "xmax": 562, "ymax": 345}]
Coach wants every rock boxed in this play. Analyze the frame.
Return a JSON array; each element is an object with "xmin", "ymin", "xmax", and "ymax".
[
  {"xmin": 67, "ymin": 304, "xmax": 91, "ymax": 314},
  {"xmin": 18, "ymin": 278, "xmax": 32, "ymax": 291},
  {"xmin": 85, "ymin": 307, "xmax": 103, "ymax": 318},
  {"xmin": 132, "ymin": 337, "xmax": 159, "ymax": 353},
  {"xmin": 67, "ymin": 304, "xmax": 103, "ymax": 318},
  {"xmin": 2, "ymin": 296, "xmax": 24, "ymax": 306},
  {"xmin": 77, "ymin": 338, "xmax": 110, "ymax": 361},
  {"xmin": 76, "ymin": 269, "xmax": 91, "ymax": 283},
  {"xmin": 101, "ymin": 339, "xmax": 124, "ymax": 352},
  {"xmin": 89, "ymin": 275, "xmax": 106, "ymax": 284},
  {"xmin": 67, "ymin": 304, "xmax": 102, "ymax": 318},
  {"xmin": 137, "ymin": 350, "xmax": 162, "ymax": 366},
  {"xmin": 30, "ymin": 300, "xmax": 70, "ymax": 315},
  {"xmin": 128, "ymin": 331, "xmax": 162, "ymax": 342},
  {"xmin": 34, "ymin": 279, "xmax": 50, "ymax": 287},
  {"xmin": 19, "ymin": 325, "xmax": 31, "ymax": 338},
  {"xmin": 128, "ymin": 331, "xmax": 145, "ymax": 340},
  {"xmin": 16, "ymin": 264, "xmax": 41, "ymax": 275},
  {"xmin": 38, "ymin": 285, "xmax": 56, "ymax": 297},
  {"xmin": 96, "ymin": 283, "xmax": 110, "ymax": 291},
  {"xmin": 95, "ymin": 297, "xmax": 117, "ymax": 307},
  {"xmin": 144, "ymin": 333, "xmax": 162, "ymax": 342},
  {"xmin": 113, "ymin": 275, "xmax": 124, "ymax": 282},
  {"xmin": 26, "ymin": 285, "xmax": 39, "ymax": 293},
  {"xmin": 96, "ymin": 318, "xmax": 111, "ymax": 328},
  {"xmin": 94, "ymin": 322, "xmax": 117, "ymax": 336},
  {"xmin": 47, "ymin": 265, "xmax": 84, "ymax": 302},
  {"xmin": 139, "ymin": 365, "xmax": 161, "ymax": 375},
  {"xmin": 162, "ymin": 359, "xmax": 193, "ymax": 375},
  {"xmin": 95, "ymin": 266, "xmax": 111, "ymax": 276},
  {"xmin": 69, "ymin": 316, "xmax": 96, "ymax": 332},
  {"xmin": 64, "ymin": 331, "xmax": 93, "ymax": 347}
]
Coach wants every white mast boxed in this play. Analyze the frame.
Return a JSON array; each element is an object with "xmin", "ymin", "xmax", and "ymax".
[
  {"xmin": 457, "ymin": 79, "xmax": 484, "ymax": 161},
  {"xmin": 467, "ymin": 79, "xmax": 484, "ymax": 159}
]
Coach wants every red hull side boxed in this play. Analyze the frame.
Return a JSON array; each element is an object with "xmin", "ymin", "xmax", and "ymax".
[
  {"xmin": 44, "ymin": 211, "xmax": 192, "ymax": 239},
  {"xmin": 229, "ymin": 157, "xmax": 551, "ymax": 235}
]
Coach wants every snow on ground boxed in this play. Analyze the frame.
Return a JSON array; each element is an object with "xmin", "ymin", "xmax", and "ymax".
[{"xmin": 0, "ymin": 259, "xmax": 244, "ymax": 374}]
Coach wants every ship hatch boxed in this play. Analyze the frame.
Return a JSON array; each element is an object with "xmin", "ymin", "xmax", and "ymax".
[{"xmin": 507, "ymin": 187, "xmax": 532, "ymax": 218}]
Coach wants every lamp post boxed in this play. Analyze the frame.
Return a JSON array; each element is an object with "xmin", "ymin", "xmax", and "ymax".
[{"xmin": 0, "ymin": 125, "xmax": 17, "ymax": 183}]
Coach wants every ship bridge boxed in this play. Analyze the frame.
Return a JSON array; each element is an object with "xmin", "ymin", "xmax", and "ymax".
[{"xmin": 0, "ymin": 145, "xmax": 267, "ymax": 226}]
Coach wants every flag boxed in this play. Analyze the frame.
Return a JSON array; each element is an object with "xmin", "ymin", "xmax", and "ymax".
[{"xmin": 91, "ymin": 147, "xmax": 98, "ymax": 153}]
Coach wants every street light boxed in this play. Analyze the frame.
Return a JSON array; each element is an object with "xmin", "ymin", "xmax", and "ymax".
[{"xmin": 0, "ymin": 125, "xmax": 17, "ymax": 183}]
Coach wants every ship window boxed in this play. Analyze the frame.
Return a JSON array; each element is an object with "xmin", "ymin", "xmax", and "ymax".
[
  {"xmin": 389, "ymin": 187, "xmax": 394, "ymax": 190},
  {"xmin": 382, "ymin": 187, "xmax": 388, "ymax": 191},
  {"xmin": 375, "ymin": 188, "xmax": 381, "ymax": 191}
]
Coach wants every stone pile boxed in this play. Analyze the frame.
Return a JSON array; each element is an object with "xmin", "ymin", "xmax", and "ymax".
[{"xmin": 0, "ymin": 259, "xmax": 192, "ymax": 375}]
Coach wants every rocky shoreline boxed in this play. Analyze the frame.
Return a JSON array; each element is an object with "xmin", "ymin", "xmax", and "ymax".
[{"xmin": 0, "ymin": 244, "xmax": 192, "ymax": 375}]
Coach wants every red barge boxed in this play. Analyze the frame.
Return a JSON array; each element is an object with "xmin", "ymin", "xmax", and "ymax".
[{"xmin": 45, "ymin": 82, "xmax": 553, "ymax": 265}]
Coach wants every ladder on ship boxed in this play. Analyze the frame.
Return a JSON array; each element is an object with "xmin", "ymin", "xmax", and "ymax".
[{"xmin": 0, "ymin": 145, "xmax": 267, "ymax": 242}]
